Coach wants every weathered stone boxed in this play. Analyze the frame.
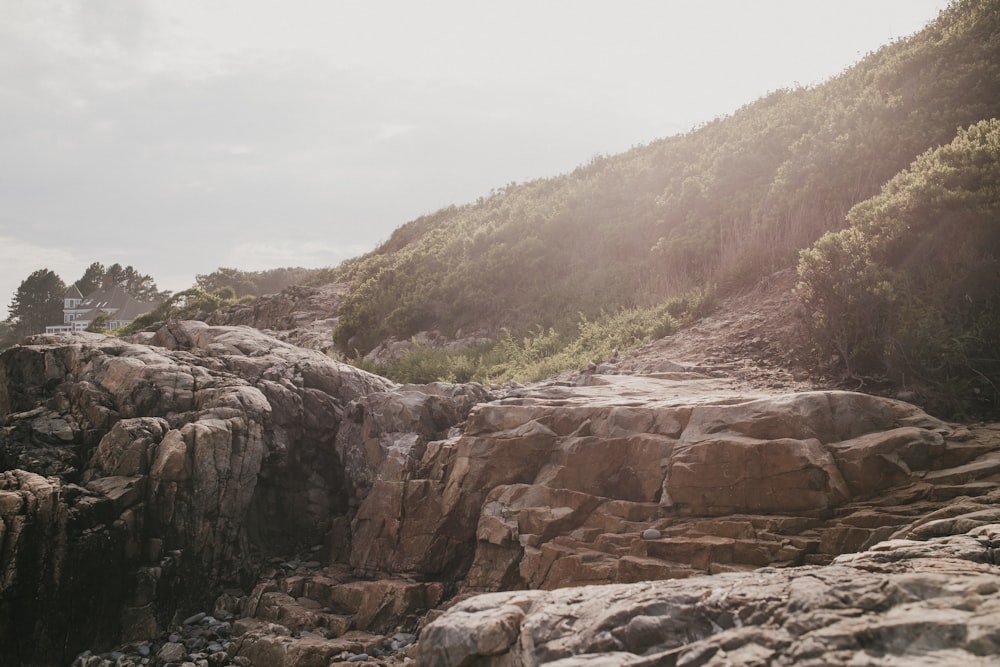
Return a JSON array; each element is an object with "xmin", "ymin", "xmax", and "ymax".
[
  {"xmin": 417, "ymin": 525, "xmax": 1000, "ymax": 666},
  {"xmin": 4, "ymin": 321, "xmax": 1000, "ymax": 665},
  {"xmin": 0, "ymin": 323, "xmax": 398, "ymax": 665}
]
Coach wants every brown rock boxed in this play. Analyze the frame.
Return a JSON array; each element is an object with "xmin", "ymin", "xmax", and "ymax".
[{"xmin": 417, "ymin": 525, "xmax": 1000, "ymax": 666}]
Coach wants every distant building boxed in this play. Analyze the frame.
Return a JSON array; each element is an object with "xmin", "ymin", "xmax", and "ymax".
[{"xmin": 45, "ymin": 279, "xmax": 160, "ymax": 333}]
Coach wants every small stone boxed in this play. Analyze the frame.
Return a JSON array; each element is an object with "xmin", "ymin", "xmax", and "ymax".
[
  {"xmin": 183, "ymin": 612, "xmax": 207, "ymax": 626},
  {"xmin": 157, "ymin": 643, "xmax": 187, "ymax": 663},
  {"xmin": 642, "ymin": 528, "xmax": 661, "ymax": 540},
  {"xmin": 347, "ymin": 654, "xmax": 370, "ymax": 663},
  {"xmin": 184, "ymin": 637, "xmax": 207, "ymax": 651},
  {"xmin": 390, "ymin": 632, "xmax": 416, "ymax": 652},
  {"xmin": 137, "ymin": 644, "xmax": 151, "ymax": 657}
]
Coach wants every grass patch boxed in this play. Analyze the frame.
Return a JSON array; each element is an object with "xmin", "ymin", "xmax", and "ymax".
[{"xmin": 349, "ymin": 288, "xmax": 713, "ymax": 385}]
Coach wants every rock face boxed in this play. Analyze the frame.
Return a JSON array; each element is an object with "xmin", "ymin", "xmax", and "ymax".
[
  {"xmin": 204, "ymin": 283, "xmax": 349, "ymax": 353},
  {"xmin": 2, "ymin": 324, "xmax": 1000, "ymax": 665},
  {"xmin": 0, "ymin": 322, "xmax": 403, "ymax": 665},
  {"xmin": 344, "ymin": 372, "xmax": 992, "ymax": 594},
  {"xmin": 418, "ymin": 523, "xmax": 1000, "ymax": 666}
]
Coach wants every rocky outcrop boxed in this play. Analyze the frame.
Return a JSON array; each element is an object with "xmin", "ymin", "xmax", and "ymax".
[
  {"xmin": 341, "ymin": 372, "xmax": 996, "ymax": 595},
  {"xmin": 0, "ymin": 322, "xmax": 411, "ymax": 665},
  {"xmin": 3, "ymin": 324, "xmax": 1000, "ymax": 665},
  {"xmin": 204, "ymin": 283, "xmax": 349, "ymax": 353},
  {"xmin": 418, "ymin": 523, "xmax": 1000, "ymax": 665}
]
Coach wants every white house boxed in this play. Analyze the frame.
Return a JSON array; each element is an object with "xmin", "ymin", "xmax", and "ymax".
[{"xmin": 46, "ymin": 280, "xmax": 160, "ymax": 333}]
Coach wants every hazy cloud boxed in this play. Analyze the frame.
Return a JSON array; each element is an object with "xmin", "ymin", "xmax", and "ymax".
[{"xmin": 0, "ymin": 0, "xmax": 950, "ymax": 319}]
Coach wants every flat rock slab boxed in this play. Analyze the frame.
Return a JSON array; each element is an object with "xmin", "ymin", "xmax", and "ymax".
[{"xmin": 418, "ymin": 524, "xmax": 1000, "ymax": 666}]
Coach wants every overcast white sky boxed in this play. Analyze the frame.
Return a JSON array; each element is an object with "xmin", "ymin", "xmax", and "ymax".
[{"xmin": 1, "ymin": 0, "xmax": 950, "ymax": 319}]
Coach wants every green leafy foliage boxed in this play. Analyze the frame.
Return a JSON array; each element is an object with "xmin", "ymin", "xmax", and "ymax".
[
  {"xmin": 0, "ymin": 321, "xmax": 16, "ymax": 351},
  {"xmin": 328, "ymin": 0, "xmax": 1000, "ymax": 357},
  {"xmin": 354, "ymin": 289, "xmax": 711, "ymax": 385},
  {"xmin": 798, "ymin": 119, "xmax": 1000, "ymax": 416},
  {"xmin": 5, "ymin": 268, "xmax": 65, "ymax": 338},
  {"xmin": 120, "ymin": 288, "xmax": 241, "ymax": 334},
  {"xmin": 75, "ymin": 262, "xmax": 169, "ymax": 302},
  {"xmin": 85, "ymin": 312, "xmax": 114, "ymax": 333},
  {"xmin": 195, "ymin": 267, "xmax": 314, "ymax": 298}
]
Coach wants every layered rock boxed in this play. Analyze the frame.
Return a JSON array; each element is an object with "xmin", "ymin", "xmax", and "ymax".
[
  {"xmin": 204, "ymin": 283, "xmax": 349, "ymax": 353},
  {"xmin": 0, "ymin": 322, "xmax": 404, "ymax": 665},
  {"xmin": 3, "ymin": 324, "xmax": 1000, "ymax": 665},
  {"xmin": 418, "ymin": 523, "xmax": 1000, "ymax": 666},
  {"xmin": 343, "ymin": 372, "xmax": 994, "ymax": 595}
]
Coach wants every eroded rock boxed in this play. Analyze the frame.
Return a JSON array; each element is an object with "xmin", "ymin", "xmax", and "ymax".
[
  {"xmin": 418, "ymin": 524, "xmax": 1000, "ymax": 666},
  {"xmin": 0, "ymin": 323, "xmax": 399, "ymax": 665},
  {"xmin": 3, "ymin": 324, "xmax": 1000, "ymax": 666}
]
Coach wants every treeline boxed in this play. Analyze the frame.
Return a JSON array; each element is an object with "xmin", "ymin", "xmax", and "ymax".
[
  {"xmin": 328, "ymin": 0, "xmax": 1000, "ymax": 356},
  {"xmin": 1, "ymin": 262, "xmax": 166, "ymax": 346},
  {"xmin": 194, "ymin": 266, "xmax": 315, "ymax": 299},
  {"xmin": 2, "ymin": 264, "xmax": 315, "ymax": 348}
]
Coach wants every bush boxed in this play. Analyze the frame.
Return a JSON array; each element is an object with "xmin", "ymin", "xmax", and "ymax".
[{"xmin": 798, "ymin": 119, "xmax": 1000, "ymax": 417}]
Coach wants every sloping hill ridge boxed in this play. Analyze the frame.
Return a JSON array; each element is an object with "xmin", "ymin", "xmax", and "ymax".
[{"xmin": 322, "ymin": 0, "xmax": 1000, "ymax": 356}]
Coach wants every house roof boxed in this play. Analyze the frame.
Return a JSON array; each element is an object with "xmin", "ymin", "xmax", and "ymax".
[
  {"xmin": 114, "ymin": 296, "xmax": 159, "ymax": 321},
  {"xmin": 72, "ymin": 284, "xmax": 161, "ymax": 325},
  {"xmin": 78, "ymin": 284, "xmax": 133, "ymax": 311},
  {"xmin": 65, "ymin": 284, "xmax": 83, "ymax": 299}
]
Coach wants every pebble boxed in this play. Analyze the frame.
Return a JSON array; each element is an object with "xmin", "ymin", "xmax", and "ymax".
[
  {"xmin": 347, "ymin": 653, "xmax": 370, "ymax": 663},
  {"xmin": 389, "ymin": 632, "xmax": 416, "ymax": 652},
  {"xmin": 642, "ymin": 528, "xmax": 662, "ymax": 540},
  {"xmin": 157, "ymin": 642, "xmax": 187, "ymax": 663},
  {"xmin": 183, "ymin": 612, "xmax": 207, "ymax": 626}
]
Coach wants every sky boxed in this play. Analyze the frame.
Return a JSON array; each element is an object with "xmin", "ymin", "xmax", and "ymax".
[{"xmin": 0, "ymin": 0, "xmax": 951, "ymax": 319}]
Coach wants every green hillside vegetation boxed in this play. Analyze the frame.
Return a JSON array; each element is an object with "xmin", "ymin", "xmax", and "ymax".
[
  {"xmin": 195, "ymin": 266, "xmax": 315, "ymax": 298},
  {"xmin": 327, "ymin": 0, "xmax": 999, "ymax": 357},
  {"xmin": 799, "ymin": 118, "xmax": 1000, "ymax": 417},
  {"xmin": 321, "ymin": 0, "xmax": 1000, "ymax": 414}
]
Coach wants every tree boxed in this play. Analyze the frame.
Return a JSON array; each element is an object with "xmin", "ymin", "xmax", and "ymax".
[
  {"xmin": 195, "ymin": 266, "xmax": 312, "ymax": 298},
  {"xmin": 85, "ymin": 312, "xmax": 113, "ymax": 333},
  {"xmin": 104, "ymin": 263, "xmax": 166, "ymax": 301},
  {"xmin": 120, "ymin": 287, "xmax": 240, "ymax": 334},
  {"xmin": 798, "ymin": 119, "xmax": 1000, "ymax": 417},
  {"xmin": 195, "ymin": 267, "xmax": 257, "ymax": 298},
  {"xmin": 77, "ymin": 262, "xmax": 106, "ymax": 295},
  {"xmin": 74, "ymin": 262, "xmax": 168, "ymax": 302},
  {"xmin": 7, "ymin": 269, "xmax": 66, "ymax": 337},
  {"xmin": 0, "ymin": 321, "xmax": 18, "ymax": 350}
]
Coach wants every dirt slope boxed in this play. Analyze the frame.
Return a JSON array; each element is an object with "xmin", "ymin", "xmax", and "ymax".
[{"xmin": 612, "ymin": 268, "xmax": 822, "ymax": 393}]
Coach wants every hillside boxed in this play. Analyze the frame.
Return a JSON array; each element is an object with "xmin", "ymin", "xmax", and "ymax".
[
  {"xmin": 320, "ymin": 0, "xmax": 1000, "ymax": 360},
  {"xmin": 6, "ymin": 4, "xmax": 1000, "ymax": 665},
  {"xmin": 198, "ymin": 0, "xmax": 1000, "ymax": 419}
]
